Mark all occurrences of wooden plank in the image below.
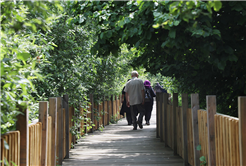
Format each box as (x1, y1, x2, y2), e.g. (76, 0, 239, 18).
(49, 97, 57, 166)
(217, 115, 220, 166)
(107, 98, 110, 125)
(80, 107, 84, 136)
(1, 138, 3, 166)
(115, 95, 118, 120)
(63, 94, 69, 159)
(226, 117, 230, 165)
(8, 134, 11, 166)
(17, 131, 20, 166)
(220, 115, 224, 166)
(111, 95, 114, 119)
(236, 120, 240, 165)
(38, 122, 42, 166)
(34, 124, 37, 166)
(182, 93, 188, 166)
(39, 101, 48, 166)
(104, 99, 106, 125)
(156, 92, 160, 138)
(103, 96, 105, 127)
(97, 103, 100, 129)
(16, 104, 29, 166)
(214, 115, 218, 166)
(63, 108, 66, 158)
(238, 96, 246, 166)
(159, 93, 163, 142)
(222, 116, 226, 166)
(29, 126, 34, 166)
(191, 93, 200, 166)
(172, 93, 178, 155)
(206, 95, 217, 166)
(47, 116, 52, 166)
(56, 97, 64, 165)
(89, 94, 94, 133)
(229, 118, 234, 166)
(187, 108, 194, 165)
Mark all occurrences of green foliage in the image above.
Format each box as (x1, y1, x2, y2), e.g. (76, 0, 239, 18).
(110, 114, 120, 124)
(72, 1, 246, 116)
(1, 1, 57, 134)
(197, 145, 207, 166)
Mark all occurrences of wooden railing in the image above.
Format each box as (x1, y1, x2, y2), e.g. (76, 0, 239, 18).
(156, 93, 246, 166)
(1, 94, 122, 166)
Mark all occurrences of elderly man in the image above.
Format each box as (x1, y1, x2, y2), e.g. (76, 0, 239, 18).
(124, 71, 145, 130)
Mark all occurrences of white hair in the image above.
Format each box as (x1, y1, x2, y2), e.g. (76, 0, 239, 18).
(131, 71, 138, 77)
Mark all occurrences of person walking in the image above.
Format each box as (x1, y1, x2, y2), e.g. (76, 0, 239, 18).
(154, 82, 167, 93)
(143, 80, 156, 125)
(120, 79, 132, 125)
(124, 71, 145, 130)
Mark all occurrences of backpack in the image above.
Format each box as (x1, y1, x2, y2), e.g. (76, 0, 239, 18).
(145, 88, 152, 102)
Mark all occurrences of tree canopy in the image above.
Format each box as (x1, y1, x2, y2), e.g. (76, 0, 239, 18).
(71, 1, 246, 116)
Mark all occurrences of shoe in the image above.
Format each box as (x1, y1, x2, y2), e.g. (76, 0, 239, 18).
(146, 122, 150, 125)
(133, 127, 137, 130)
(137, 121, 143, 129)
(128, 123, 132, 125)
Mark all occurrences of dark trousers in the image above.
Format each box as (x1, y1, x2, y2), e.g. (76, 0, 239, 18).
(144, 102, 153, 122)
(130, 104, 145, 128)
(126, 111, 132, 124)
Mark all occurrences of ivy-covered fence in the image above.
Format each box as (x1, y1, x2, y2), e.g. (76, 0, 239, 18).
(156, 93, 246, 166)
(0, 94, 122, 166)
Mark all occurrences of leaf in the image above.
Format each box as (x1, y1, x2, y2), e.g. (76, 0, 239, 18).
(100, 32, 104, 39)
(17, 53, 30, 62)
(169, 29, 176, 38)
(196, 144, 201, 151)
(232, 3, 243, 11)
(152, 24, 160, 29)
(1, 63, 4, 76)
(199, 156, 206, 162)
(212, 29, 221, 37)
(213, 1, 222, 12)
(161, 40, 169, 48)
(174, 20, 180, 26)
(137, 0, 142, 5)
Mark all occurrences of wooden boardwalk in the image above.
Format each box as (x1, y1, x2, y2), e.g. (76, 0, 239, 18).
(63, 102, 183, 166)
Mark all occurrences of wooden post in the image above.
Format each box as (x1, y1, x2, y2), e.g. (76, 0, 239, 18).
(206, 95, 217, 166)
(172, 93, 178, 155)
(39, 101, 48, 166)
(72, 107, 76, 145)
(107, 97, 110, 125)
(97, 103, 100, 128)
(115, 95, 118, 119)
(16, 103, 29, 166)
(57, 97, 63, 165)
(89, 94, 94, 133)
(159, 93, 163, 142)
(156, 92, 160, 138)
(63, 95, 69, 159)
(163, 93, 168, 147)
(182, 94, 189, 166)
(103, 96, 105, 127)
(238, 96, 246, 166)
(191, 94, 200, 166)
(111, 95, 114, 118)
(49, 97, 57, 166)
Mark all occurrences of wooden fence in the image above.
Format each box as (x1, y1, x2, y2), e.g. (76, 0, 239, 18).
(156, 93, 246, 166)
(1, 94, 122, 166)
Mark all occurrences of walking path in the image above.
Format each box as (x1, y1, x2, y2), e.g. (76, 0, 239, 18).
(63, 102, 183, 166)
